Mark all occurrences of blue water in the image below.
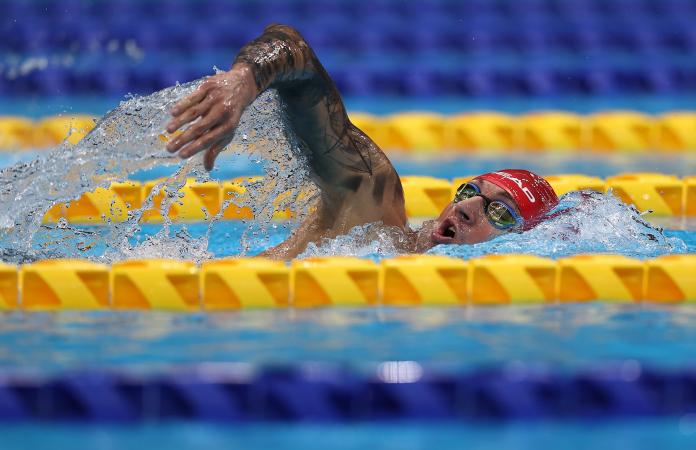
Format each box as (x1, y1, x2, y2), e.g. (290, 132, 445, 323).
(1, 102, 695, 449)
(28, 216, 695, 263)
(5, 94, 696, 118)
(2, 3, 695, 444)
(3, 149, 696, 183)
(2, 420, 696, 450)
(1, 304, 696, 374)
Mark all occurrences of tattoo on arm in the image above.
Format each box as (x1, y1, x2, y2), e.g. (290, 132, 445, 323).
(233, 24, 385, 180)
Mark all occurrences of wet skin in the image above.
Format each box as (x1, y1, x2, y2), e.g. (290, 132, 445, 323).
(165, 24, 520, 258)
(425, 178, 522, 247)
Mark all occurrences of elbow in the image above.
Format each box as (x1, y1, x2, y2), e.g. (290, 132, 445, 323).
(261, 23, 306, 43)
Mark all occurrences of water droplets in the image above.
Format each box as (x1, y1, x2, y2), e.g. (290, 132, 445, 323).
(0, 80, 315, 263)
(431, 191, 687, 259)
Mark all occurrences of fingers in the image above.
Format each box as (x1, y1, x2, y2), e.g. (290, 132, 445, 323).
(166, 104, 225, 153)
(171, 83, 210, 117)
(177, 121, 230, 159)
(166, 96, 214, 135)
(204, 143, 225, 171)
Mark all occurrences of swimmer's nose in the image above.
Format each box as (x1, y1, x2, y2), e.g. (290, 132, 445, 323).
(454, 197, 484, 224)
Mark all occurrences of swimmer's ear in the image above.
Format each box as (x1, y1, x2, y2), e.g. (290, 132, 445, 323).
(204, 143, 224, 171)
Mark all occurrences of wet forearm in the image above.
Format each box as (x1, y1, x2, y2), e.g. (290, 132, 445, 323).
(233, 24, 317, 93)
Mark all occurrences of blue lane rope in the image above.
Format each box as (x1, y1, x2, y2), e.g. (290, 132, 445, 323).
(0, 363, 694, 422)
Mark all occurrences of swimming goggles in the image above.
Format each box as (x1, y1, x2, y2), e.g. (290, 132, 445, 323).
(453, 183, 522, 230)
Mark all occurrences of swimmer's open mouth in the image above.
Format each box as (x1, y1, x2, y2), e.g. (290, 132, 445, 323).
(432, 218, 457, 244)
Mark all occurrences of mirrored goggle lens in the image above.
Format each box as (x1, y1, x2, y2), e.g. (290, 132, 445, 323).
(454, 183, 478, 202)
(487, 201, 518, 228)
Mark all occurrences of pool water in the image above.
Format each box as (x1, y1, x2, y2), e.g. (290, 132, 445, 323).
(2, 420, 696, 450)
(1, 304, 696, 374)
(3, 304, 696, 448)
(1, 90, 695, 449)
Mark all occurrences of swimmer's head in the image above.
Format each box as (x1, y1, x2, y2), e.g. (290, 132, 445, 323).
(429, 169, 558, 246)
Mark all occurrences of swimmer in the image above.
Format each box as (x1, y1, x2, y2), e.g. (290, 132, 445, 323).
(165, 24, 559, 258)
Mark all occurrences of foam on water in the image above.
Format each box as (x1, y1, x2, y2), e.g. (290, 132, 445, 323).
(0, 79, 688, 263)
(299, 222, 409, 259)
(431, 190, 687, 259)
(300, 191, 687, 260)
(0, 80, 315, 263)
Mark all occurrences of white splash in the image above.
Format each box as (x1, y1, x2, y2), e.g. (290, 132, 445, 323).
(298, 190, 687, 260)
(299, 222, 409, 259)
(431, 190, 687, 259)
(0, 80, 316, 264)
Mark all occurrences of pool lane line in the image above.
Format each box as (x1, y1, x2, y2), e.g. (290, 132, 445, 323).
(38, 173, 696, 224)
(0, 362, 691, 422)
(1, 254, 694, 310)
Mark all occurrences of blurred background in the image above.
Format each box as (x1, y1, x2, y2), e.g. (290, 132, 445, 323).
(2, 0, 696, 116)
(1, 2, 696, 450)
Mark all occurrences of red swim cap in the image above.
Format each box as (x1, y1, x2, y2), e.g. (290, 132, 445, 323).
(476, 169, 559, 224)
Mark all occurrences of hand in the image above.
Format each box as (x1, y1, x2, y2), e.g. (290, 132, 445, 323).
(165, 64, 258, 170)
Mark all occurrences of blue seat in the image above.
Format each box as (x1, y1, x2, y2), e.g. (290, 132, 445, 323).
(48, 18, 84, 50)
(594, 0, 646, 17)
(448, 28, 498, 53)
(662, 0, 696, 16)
(448, 68, 501, 97)
(44, 0, 90, 18)
(332, 69, 377, 96)
(399, 0, 450, 18)
(0, 0, 38, 19)
(204, 20, 258, 50)
(306, 0, 354, 17)
(0, 22, 23, 51)
(71, 22, 109, 51)
(133, 27, 165, 51)
(359, 13, 406, 37)
(153, 64, 197, 91)
(572, 66, 621, 95)
(662, 26, 696, 51)
(128, 63, 161, 94)
(499, 0, 552, 18)
(92, 64, 132, 96)
(676, 63, 696, 90)
(402, 69, 448, 96)
(197, 0, 250, 19)
(614, 65, 678, 93)
(550, 0, 596, 18)
(65, 62, 92, 93)
(157, 20, 192, 50)
(257, 0, 304, 23)
(370, 68, 408, 96)
(603, 28, 660, 52)
(450, 0, 501, 17)
(506, 69, 549, 98)
(141, 0, 193, 18)
(106, 19, 138, 45)
(28, 66, 73, 95)
(298, 15, 355, 50)
(191, 52, 231, 75)
(92, 0, 142, 20)
(498, 30, 554, 53)
(352, 28, 404, 52)
(400, 28, 450, 52)
(559, 29, 604, 52)
(19, 23, 52, 52)
(0, 76, 10, 96)
(353, 0, 402, 16)
(190, 24, 221, 52)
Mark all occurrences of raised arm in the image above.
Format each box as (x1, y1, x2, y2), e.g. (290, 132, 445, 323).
(232, 25, 388, 189)
(167, 25, 396, 187)
(166, 24, 406, 256)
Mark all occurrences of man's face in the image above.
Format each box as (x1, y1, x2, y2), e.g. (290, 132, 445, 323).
(429, 178, 522, 245)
